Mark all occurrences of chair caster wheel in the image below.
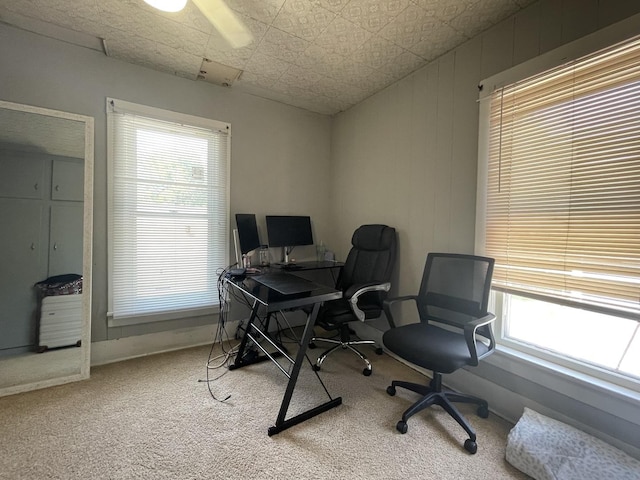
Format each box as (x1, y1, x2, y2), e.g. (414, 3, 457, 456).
(386, 385, 396, 396)
(309, 342, 317, 349)
(375, 347, 383, 355)
(312, 364, 321, 371)
(477, 405, 489, 418)
(464, 439, 478, 454)
(363, 368, 372, 376)
(396, 421, 408, 434)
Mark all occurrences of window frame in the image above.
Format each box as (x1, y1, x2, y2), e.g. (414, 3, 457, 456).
(489, 291, 639, 391)
(476, 22, 640, 394)
(106, 98, 231, 327)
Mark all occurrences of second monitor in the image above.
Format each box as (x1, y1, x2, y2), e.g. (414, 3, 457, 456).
(235, 213, 261, 255)
(266, 215, 313, 264)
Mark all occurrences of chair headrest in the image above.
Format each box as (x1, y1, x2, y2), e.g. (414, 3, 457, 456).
(352, 224, 396, 251)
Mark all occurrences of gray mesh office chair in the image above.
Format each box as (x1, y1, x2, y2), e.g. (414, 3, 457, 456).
(382, 253, 495, 454)
(309, 224, 397, 376)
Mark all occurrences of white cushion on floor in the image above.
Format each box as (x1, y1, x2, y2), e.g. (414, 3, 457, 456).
(506, 407, 640, 480)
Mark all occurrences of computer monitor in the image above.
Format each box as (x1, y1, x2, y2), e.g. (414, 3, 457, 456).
(266, 215, 313, 263)
(235, 213, 261, 255)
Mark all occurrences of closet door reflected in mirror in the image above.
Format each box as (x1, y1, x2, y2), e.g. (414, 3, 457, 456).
(0, 100, 93, 396)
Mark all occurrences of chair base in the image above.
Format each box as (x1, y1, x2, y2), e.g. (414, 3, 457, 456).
(387, 374, 489, 454)
(310, 337, 382, 376)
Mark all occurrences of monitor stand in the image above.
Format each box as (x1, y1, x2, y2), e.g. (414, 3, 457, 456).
(277, 247, 295, 266)
(284, 246, 291, 264)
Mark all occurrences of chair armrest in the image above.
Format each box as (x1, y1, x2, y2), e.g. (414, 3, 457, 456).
(463, 313, 496, 365)
(346, 282, 391, 322)
(382, 295, 418, 328)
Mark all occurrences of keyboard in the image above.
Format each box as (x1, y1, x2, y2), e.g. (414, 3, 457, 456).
(252, 273, 316, 295)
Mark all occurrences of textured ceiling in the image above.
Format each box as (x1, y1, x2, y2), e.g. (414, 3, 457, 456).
(0, 106, 85, 158)
(0, 105, 86, 159)
(0, 0, 535, 115)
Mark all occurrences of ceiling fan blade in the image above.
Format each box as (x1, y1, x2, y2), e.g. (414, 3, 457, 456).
(192, 0, 253, 49)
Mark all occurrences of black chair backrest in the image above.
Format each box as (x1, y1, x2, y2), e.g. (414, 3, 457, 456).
(337, 224, 397, 306)
(417, 253, 494, 332)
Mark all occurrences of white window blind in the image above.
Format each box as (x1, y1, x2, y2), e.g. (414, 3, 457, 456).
(485, 36, 640, 320)
(107, 99, 230, 326)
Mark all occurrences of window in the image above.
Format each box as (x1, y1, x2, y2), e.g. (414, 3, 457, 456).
(107, 99, 230, 326)
(477, 37, 640, 387)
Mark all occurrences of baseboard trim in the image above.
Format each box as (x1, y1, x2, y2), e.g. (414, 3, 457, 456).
(91, 311, 310, 367)
(90, 321, 239, 366)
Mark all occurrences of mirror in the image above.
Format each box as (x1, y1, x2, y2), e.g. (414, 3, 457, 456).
(0, 100, 93, 396)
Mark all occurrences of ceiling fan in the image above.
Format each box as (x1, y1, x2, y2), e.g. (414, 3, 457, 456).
(143, 0, 253, 49)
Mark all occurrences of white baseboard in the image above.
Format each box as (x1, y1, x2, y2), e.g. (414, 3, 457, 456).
(90, 321, 239, 366)
(91, 309, 310, 367)
(90, 308, 310, 367)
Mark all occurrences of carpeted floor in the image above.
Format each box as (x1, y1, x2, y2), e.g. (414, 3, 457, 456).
(0, 339, 530, 479)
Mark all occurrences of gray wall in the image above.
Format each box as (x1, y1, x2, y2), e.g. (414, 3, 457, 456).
(2, 0, 639, 457)
(330, 0, 640, 456)
(0, 23, 332, 343)
(331, 0, 640, 302)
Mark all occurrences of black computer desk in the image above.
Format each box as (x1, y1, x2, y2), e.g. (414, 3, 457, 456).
(275, 260, 344, 289)
(253, 260, 343, 332)
(225, 270, 343, 436)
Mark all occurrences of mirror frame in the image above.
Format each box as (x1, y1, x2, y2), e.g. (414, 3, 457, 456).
(0, 100, 93, 396)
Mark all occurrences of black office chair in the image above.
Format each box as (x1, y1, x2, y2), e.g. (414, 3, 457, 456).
(382, 253, 495, 454)
(309, 224, 397, 376)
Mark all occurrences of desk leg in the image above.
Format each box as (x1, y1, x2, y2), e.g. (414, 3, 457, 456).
(229, 300, 263, 369)
(229, 303, 287, 370)
(268, 302, 342, 436)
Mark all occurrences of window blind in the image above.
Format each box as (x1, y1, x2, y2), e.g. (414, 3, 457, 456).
(485, 36, 640, 319)
(107, 99, 230, 325)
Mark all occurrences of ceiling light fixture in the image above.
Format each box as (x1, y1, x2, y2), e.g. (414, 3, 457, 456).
(143, 0, 187, 13)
